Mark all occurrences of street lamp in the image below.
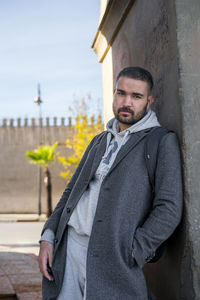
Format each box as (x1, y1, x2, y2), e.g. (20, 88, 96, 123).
(34, 83, 42, 118)
(34, 83, 42, 217)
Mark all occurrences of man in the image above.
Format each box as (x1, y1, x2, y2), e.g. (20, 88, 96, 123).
(39, 66, 183, 300)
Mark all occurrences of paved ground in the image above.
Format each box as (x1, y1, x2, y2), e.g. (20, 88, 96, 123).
(0, 215, 46, 299)
(0, 252, 42, 300)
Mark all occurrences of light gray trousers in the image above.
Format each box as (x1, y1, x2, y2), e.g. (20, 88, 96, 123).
(57, 227, 89, 300)
(56, 227, 156, 300)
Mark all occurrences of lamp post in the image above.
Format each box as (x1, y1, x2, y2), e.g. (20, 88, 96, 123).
(34, 83, 42, 216)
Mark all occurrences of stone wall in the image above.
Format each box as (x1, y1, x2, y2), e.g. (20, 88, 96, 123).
(93, 0, 200, 299)
(0, 117, 73, 213)
(174, 0, 200, 298)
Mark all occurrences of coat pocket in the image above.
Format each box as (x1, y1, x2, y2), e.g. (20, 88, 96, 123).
(127, 231, 136, 268)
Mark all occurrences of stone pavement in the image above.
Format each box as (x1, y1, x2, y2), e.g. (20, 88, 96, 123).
(0, 252, 42, 300)
(0, 214, 47, 300)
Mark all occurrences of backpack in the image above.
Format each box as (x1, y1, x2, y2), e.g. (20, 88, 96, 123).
(144, 126, 172, 263)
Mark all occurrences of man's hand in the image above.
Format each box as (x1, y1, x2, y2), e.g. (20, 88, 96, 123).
(38, 241, 54, 281)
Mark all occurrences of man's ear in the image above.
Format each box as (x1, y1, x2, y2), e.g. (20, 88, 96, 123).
(147, 96, 154, 109)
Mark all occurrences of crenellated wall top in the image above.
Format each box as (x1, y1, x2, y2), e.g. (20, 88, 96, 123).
(0, 117, 73, 127)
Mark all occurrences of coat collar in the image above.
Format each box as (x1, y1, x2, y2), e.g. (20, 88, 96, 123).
(90, 128, 153, 179)
(89, 132, 107, 180)
(108, 129, 151, 174)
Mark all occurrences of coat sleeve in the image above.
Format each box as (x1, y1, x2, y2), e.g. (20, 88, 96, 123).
(41, 133, 103, 235)
(132, 132, 183, 268)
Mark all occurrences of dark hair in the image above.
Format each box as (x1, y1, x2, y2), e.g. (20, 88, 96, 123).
(116, 66, 154, 92)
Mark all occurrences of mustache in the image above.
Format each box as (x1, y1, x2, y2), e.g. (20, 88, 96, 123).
(118, 107, 134, 115)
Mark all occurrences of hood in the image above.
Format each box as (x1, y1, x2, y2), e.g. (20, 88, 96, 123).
(106, 109, 160, 137)
(102, 109, 161, 166)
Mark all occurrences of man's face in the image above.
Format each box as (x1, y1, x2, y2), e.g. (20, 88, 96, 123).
(113, 76, 154, 131)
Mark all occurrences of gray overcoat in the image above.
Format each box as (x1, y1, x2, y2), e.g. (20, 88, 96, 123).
(42, 127, 183, 300)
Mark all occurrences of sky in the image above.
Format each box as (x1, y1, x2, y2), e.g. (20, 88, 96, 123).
(0, 0, 103, 124)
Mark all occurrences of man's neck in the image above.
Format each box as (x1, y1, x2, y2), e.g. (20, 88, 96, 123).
(119, 123, 131, 132)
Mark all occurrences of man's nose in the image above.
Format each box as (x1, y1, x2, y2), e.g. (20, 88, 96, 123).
(123, 94, 132, 106)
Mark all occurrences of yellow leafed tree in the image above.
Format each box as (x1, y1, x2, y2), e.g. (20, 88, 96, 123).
(58, 114, 103, 182)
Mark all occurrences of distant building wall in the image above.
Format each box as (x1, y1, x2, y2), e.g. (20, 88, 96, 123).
(93, 0, 200, 299)
(0, 117, 73, 213)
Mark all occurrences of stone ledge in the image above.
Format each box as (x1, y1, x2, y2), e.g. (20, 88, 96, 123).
(92, 0, 136, 62)
(17, 291, 42, 300)
(0, 214, 46, 223)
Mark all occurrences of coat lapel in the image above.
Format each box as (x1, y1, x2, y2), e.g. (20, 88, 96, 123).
(89, 132, 108, 180)
(108, 130, 150, 174)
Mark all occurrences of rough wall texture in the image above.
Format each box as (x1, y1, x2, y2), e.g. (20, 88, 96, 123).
(94, 0, 200, 298)
(175, 0, 200, 298)
(111, 1, 184, 299)
(102, 48, 114, 124)
(112, 0, 182, 133)
(0, 118, 73, 213)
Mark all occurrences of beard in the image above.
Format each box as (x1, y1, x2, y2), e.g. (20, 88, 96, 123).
(113, 103, 148, 125)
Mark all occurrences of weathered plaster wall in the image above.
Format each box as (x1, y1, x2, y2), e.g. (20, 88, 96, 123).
(92, 0, 136, 123)
(111, 0, 182, 134)
(93, 0, 200, 298)
(175, 0, 200, 298)
(102, 47, 114, 124)
(110, 2, 184, 299)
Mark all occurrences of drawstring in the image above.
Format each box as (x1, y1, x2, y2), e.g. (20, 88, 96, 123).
(103, 130, 130, 165)
(121, 130, 130, 146)
(103, 141, 118, 165)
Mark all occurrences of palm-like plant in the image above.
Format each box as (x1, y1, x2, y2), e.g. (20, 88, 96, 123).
(26, 142, 58, 217)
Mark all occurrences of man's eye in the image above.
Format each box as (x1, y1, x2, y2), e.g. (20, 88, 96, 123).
(117, 91, 124, 95)
(135, 95, 142, 99)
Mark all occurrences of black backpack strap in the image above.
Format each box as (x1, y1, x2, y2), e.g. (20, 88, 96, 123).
(144, 127, 171, 193)
(144, 126, 172, 263)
